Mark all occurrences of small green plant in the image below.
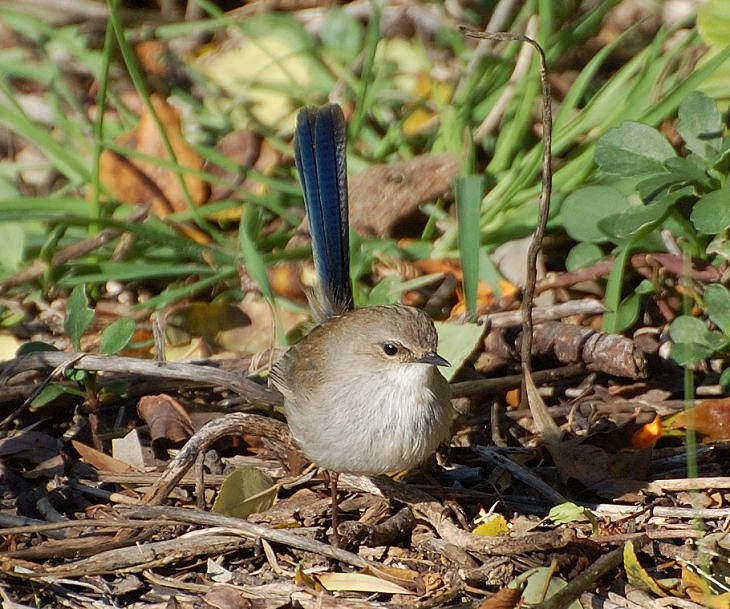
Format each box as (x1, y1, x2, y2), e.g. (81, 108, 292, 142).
(559, 91, 730, 380)
(31, 284, 136, 408)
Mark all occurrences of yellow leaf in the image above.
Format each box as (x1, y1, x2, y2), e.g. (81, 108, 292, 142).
(212, 467, 277, 518)
(316, 572, 412, 595)
(473, 514, 509, 537)
(198, 25, 319, 130)
(624, 540, 665, 596)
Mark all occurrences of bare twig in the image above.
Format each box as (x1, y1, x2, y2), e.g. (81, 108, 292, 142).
(0, 351, 281, 405)
(142, 412, 293, 505)
(461, 26, 559, 441)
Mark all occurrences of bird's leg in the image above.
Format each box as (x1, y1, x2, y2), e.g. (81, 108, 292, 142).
(329, 470, 341, 547)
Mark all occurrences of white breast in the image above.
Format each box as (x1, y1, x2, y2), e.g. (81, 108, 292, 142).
(286, 363, 453, 475)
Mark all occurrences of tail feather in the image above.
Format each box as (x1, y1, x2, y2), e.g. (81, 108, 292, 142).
(294, 104, 353, 316)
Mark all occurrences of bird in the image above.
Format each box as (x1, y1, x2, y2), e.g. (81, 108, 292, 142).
(269, 103, 453, 545)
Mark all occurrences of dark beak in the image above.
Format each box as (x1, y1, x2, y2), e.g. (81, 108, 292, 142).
(417, 352, 450, 367)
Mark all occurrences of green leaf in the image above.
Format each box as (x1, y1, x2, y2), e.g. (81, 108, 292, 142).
(677, 91, 723, 159)
(601, 243, 632, 334)
(434, 320, 486, 383)
(698, 0, 730, 47)
(690, 188, 730, 235)
(634, 279, 656, 295)
(64, 285, 95, 351)
(455, 175, 484, 315)
(599, 199, 671, 241)
(663, 156, 712, 188)
(720, 367, 730, 387)
(367, 273, 444, 306)
(595, 122, 676, 176)
(321, 8, 364, 61)
(705, 283, 730, 335)
(670, 342, 714, 366)
(636, 173, 682, 201)
(99, 317, 136, 355)
(0, 222, 25, 272)
(561, 186, 631, 243)
(510, 567, 581, 609)
(670, 315, 710, 344)
(15, 341, 60, 356)
(549, 502, 597, 525)
(31, 383, 85, 408)
(212, 467, 277, 519)
(614, 291, 642, 333)
(566, 242, 604, 271)
(669, 315, 726, 363)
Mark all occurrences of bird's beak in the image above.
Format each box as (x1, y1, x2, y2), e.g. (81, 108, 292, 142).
(417, 352, 450, 367)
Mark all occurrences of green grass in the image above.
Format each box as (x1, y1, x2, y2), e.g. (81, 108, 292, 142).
(0, 1, 727, 325)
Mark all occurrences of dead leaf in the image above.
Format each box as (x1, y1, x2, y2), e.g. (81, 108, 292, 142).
(137, 394, 194, 457)
(473, 514, 510, 537)
(682, 566, 730, 609)
(671, 397, 730, 441)
(212, 467, 277, 519)
(549, 438, 651, 485)
(206, 130, 261, 204)
(348, 154, 459, 238)
(624, 539, 665, 595)
(72, 440, 135, 472)
(166, 302, 251, 350)
(111, 428, 147, 470)
(402, 74, 453, 136)
(0, 332, 25, 360)
(268, 263, 306, 302)
(202, 585, 251, 609)
(0, 430, 59, 463)
(315, 572, 412, 595)
(477, 587, 522, 609)
(99, 94, 209, 226)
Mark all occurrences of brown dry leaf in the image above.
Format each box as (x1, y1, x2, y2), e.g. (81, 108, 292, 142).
(348, 153, 459, 238)
(72, 439, 135, 472)
(135, 40, 170, 79)
(682, 566, 730, 609)
(206, 129, 261, 205)
(549, 437, 652, 485)
(268, 263, 306, 302)
(202, 585, 251, 609)
(294, 565, 326, 592)
(137, 394, 195, 457)
(477, 587, 522, 609)
(99, 93, 208, 219)
(215, 299, 306, 353)
(166, 302, 251, 350)
(671, 397, 730, 441)
(0, 430, 58, 464)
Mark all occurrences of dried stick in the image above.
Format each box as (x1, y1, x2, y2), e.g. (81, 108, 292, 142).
(461, 27, 560, 441)
(0, 351, 280, 405)
(141, 412, 294, 505)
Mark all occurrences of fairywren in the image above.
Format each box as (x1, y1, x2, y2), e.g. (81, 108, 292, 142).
(269, 104, 453, 542)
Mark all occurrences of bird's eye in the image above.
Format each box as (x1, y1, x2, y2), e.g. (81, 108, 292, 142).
(382, 343, 399, 356)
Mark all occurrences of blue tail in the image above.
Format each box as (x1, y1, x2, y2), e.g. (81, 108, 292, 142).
(294, 104, 353, 316)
